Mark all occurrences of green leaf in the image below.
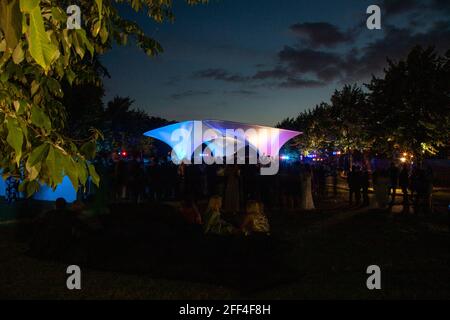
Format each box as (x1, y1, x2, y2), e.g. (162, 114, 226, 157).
(92, 20, 101, 37)
(95, 0, 103, 20)
(31, 80, 39, 96)
(45, 78, 62, 96)
(26, 5, 59, 72)
(76, 161, 87, 186)
(51, 7, 66, 22)
(27, 143, 49, 167)
(14, 100, 27, 115)
(62, 155, 79, 190)
(31, 105, 51, 130)
(72, 30, 85, 59)
(0, 0, 22, 50)
(26, 161, 41, 180)
(12, 42, 24, 64)
(88, 163, 100, 186)
(0, 39, 7, 52)
(19, 0, 39, 13)
(100, 23, 109, 44)
(80, 141, 97, 159)
(26, 180, 40, 197)
(6, 117, 23, 164)
(76, 29, 94, 58)
(45, 146, 63, 186)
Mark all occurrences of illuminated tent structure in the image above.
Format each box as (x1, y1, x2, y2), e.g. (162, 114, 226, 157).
(143, 120, 302, 161)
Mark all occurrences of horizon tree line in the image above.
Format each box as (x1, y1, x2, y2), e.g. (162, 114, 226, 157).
(277, 46, 450, 163)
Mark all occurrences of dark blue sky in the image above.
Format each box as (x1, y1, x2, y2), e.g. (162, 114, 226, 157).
(101, 0, 450, 126)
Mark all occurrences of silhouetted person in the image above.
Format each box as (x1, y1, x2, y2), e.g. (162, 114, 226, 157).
(373, 169, 389, 209)
(115, 158, 128, 199)
(387, 162, 399, 205)
(399, 164, 410, 206)
(179, 198, 202, 225)
(424, 165, 434, 214)
(361, 167, 370, 206)
(332, 166, 338, 197)
(348, 166, 361, 205)
(224, 164, 240, 214)
(29, 198, 86, 259)
(413, 169, 427, 215)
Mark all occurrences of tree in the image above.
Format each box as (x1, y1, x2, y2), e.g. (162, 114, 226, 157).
(329, 84, 370, 153)
(0, 0, 205, 196)
(366, 46, 450, 158)
(278, 46, 450, 161)
(278, 85, 369, 156)
(100, 96, 171, 155)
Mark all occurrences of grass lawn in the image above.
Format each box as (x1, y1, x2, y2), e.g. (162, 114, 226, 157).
(0, 197, 449, 299)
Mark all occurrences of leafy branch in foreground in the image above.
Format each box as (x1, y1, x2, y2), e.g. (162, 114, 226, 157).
(0, 0, 206, 196)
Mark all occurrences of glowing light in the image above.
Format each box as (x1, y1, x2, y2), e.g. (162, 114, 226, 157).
(121, 151, 127, 157)
(0, 172, 77, 203)
(143, 120, 302, 161)
(400, 157, 407, 163)
(332, 151, 341, 156)
(280, 155, 290, 160)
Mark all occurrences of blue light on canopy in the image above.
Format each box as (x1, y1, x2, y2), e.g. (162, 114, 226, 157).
(143, 121, 198, 160)
(143, 120, 302, 160)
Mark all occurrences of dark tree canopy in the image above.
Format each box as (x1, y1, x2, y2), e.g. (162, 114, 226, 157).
(278, 46, 450, 159)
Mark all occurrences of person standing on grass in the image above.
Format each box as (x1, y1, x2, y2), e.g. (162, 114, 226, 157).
(424, 165, 434, 214)
(399, 164, 410, 206)
(361, 167, 370, 207)
(387, 162, 399, 205)
(348, 166, 361, 205)
(224, 164, 240, 214)
(300, 164, 315, 210)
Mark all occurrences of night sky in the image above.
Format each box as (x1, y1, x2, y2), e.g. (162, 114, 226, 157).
(101, 0, 450, 126)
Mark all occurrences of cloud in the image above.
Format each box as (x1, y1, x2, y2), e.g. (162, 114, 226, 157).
(164, 76, 181, 86)
(279, 77, 326, 88)
(382, 0, 421, 16)
(278, 47, 344, 81)
(429, 0, 450, 13)
(226, 90, 258, 95)
(289, 22, 355, 48)
(192, 68, 249, 83)
(343, 22, 450, 81)
(171, 90, 212, 100)
(252, 67, 291, 80)
(191, 11, 450, 90)
(269, 15, 450, 84)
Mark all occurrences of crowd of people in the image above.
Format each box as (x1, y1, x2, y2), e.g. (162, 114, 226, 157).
(24, 154, 439, 261)
(348, 162, 434, 214)
(95, 154, 339, 213)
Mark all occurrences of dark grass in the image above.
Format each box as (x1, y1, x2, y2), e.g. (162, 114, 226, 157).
(0, 197, 449, 299)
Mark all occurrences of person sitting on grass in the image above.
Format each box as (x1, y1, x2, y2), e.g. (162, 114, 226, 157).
(71, 199, 104, 232)
(240, 200, 270, 236)
(202, 195, 235, 235)
(179, 198, 202, 225)
(29, 198, 86, 259)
